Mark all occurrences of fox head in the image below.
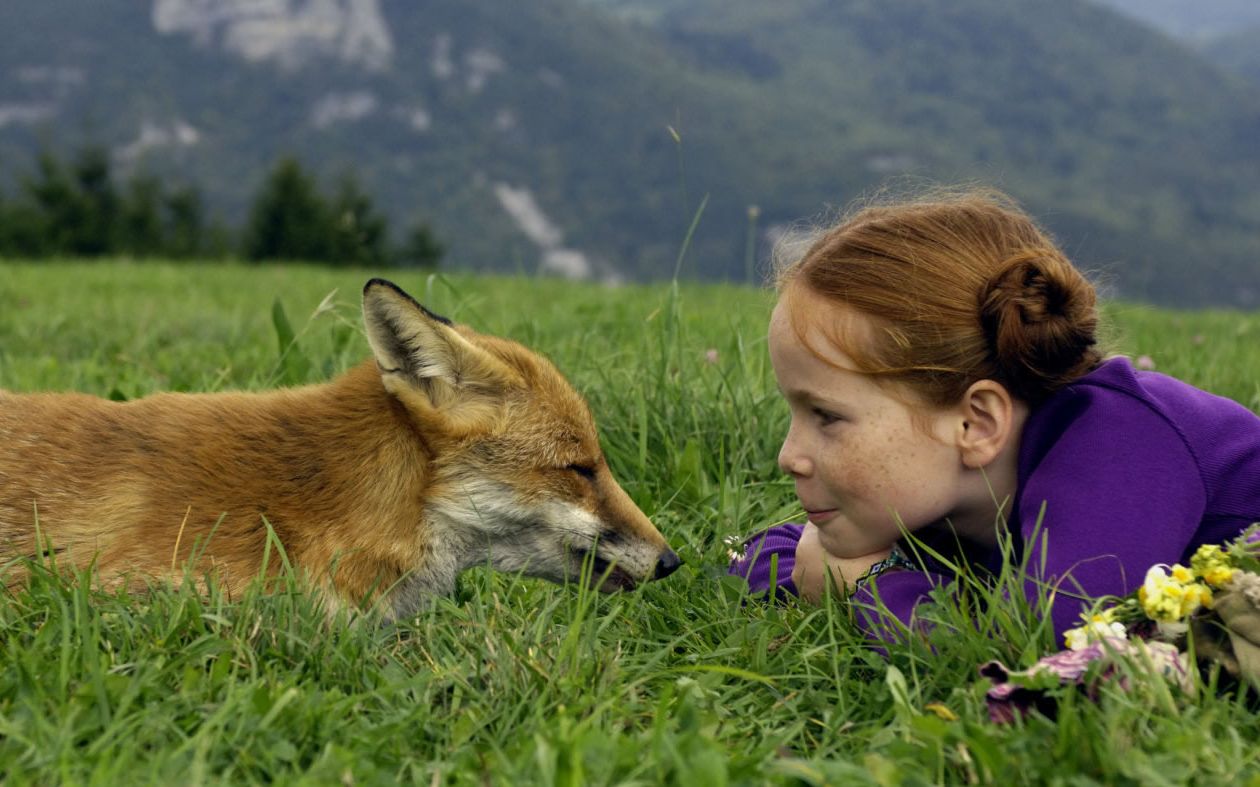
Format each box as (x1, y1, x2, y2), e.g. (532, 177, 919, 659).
(362, 278, 680, 600)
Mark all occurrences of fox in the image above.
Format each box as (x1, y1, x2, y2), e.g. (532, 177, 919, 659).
(0, 278, 680, 618)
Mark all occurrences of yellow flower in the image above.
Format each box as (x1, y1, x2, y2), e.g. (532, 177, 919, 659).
(1139, 564, 1209, 622)
(1191, 544, 1235, 588)
(1091, 608, 1118, 624)
(1203, 565, 1236, 588)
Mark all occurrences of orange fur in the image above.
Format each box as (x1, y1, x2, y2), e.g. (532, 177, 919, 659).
(0, 279, 678, 616)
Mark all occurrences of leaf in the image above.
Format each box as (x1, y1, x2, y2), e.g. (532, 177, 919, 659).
(271, 296, 296, 354)
(885, 664, 917, 725)
(271, 297, 312, 384)
(677, 437, 711, 499)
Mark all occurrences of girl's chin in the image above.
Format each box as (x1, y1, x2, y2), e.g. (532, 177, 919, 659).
(816, 524, 894, 558)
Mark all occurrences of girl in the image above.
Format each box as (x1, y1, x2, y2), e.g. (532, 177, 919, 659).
(728, 188, 1260, 642)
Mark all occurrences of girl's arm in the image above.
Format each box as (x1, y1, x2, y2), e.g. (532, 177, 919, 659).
(729, 523, 947, 640)
(791, 523, 890, 601)
(727, 523, 806, 599)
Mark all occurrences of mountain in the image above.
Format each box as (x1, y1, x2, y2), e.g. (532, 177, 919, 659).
(1206, 27, 1260, 87)
(2, 0, 1259, 306)
(1090, 0, 1260, 41)
(1091, 0, 1260, 89)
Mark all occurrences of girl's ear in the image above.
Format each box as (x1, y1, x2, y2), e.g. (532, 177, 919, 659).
(954, 380, 1019, 470)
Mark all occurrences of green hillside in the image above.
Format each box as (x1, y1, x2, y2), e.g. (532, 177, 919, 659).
(1204, 27, 1260, 87)
(1092, 0, 1260, 40)
(591, 0, 1260, 306)
(2, 0, 1259, 306)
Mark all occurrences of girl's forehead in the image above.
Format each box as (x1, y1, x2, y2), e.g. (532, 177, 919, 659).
(771, 290, 877, 370)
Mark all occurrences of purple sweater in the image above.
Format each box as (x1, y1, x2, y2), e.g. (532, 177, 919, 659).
(729, 357, 1260, 641)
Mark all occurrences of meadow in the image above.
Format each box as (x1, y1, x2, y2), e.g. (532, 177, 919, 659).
(1, 260, 1260, 785)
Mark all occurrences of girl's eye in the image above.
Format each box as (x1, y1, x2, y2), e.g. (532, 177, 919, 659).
(812, 407, 843, 426)
(566, 463, 597, 481)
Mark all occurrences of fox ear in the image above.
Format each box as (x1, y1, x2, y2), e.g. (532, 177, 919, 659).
(362, 279, 516, 409)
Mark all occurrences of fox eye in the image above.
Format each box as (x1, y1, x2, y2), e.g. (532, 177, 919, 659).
(566, 463, 597, 481)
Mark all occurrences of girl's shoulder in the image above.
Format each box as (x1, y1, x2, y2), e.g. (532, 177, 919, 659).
(1057, 356, 1259, 434)
(1023, 356, 1260, 494)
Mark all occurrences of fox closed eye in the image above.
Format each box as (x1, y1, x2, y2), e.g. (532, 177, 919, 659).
(566, 463, 597, 481)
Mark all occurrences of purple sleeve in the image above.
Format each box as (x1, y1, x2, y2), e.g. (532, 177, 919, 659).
(849, 569, 946, 641)
(727, 523, 804, 598)
(1018, 392, 1206, 639)
(729, 525, 946, 641)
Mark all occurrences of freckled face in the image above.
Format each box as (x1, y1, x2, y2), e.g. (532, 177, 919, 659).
(769, 296, 966, 558)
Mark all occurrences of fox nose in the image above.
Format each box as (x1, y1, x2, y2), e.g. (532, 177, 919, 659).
(654, 549, 682, 580)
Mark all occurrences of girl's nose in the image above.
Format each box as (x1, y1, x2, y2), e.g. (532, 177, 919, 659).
(778, 426, 812, 478)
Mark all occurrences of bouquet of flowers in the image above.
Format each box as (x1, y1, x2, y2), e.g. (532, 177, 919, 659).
(982, 525, 1260, 723)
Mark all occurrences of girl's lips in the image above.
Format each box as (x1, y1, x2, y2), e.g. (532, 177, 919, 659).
(805, 509, 837, 525)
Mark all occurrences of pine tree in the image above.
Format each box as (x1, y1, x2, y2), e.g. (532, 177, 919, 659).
(69, 145, 120, 256)
(327, 173, 388, 267)
(397, 218, 444, 269)
(164, 185, 205, 258)
(120, 174, 164, 257)
(22, 150, 81, 255)
(244, 157, 331, 262)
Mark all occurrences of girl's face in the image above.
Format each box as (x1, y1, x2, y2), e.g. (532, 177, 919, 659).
(768, 295, 971, 558)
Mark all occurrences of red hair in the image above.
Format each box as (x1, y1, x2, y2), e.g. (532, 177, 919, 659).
(776, 188, 1102, 406)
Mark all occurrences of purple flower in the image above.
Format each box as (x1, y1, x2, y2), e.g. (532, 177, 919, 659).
(981, 638, 1191, 723)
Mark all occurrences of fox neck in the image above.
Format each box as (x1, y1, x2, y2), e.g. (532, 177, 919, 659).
(305, 361, 515, 619)
(266, 361, 448, 613)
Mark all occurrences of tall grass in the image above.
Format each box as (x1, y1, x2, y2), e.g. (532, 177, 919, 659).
(1, 260, 1259, 784)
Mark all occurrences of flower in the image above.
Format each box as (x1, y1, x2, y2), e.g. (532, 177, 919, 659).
(1064, 617, 1127, 651)
(1191, 543, 1236, 588)
(982, 638, 1192, 723)
(985, 527, 1260, 723)
(1136, 354, 1156, 370)
(1137, 564, 1211, 622)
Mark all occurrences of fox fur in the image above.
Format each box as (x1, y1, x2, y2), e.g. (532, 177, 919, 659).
(0, 279, 679, 617)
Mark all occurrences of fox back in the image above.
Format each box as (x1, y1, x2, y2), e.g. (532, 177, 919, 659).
(0, 279, 679, 617)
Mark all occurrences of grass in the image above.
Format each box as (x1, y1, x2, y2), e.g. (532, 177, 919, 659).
(2, 260, 1260, 785)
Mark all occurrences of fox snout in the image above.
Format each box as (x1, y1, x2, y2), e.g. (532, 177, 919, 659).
(573, 538, 681, 593)
(655, 549, 682, 579)
(574, 470, 681, 592)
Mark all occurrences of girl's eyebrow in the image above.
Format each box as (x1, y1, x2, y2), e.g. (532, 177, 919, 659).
(777, 383, 816, 401)
(781, 385, 848, 409)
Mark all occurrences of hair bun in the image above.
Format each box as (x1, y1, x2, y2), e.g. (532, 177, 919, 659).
(979, 250, 1100, 402)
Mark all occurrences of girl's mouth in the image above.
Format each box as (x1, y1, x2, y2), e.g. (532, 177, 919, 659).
(805, 508, 837, 525)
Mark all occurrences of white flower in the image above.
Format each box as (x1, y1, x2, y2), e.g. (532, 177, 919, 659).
(1064, 619, 1127, 651)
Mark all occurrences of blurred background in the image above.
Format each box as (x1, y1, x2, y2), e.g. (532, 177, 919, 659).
(0, 0, 1257, 307)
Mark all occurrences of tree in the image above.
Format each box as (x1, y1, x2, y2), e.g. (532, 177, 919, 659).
(120, 174, 164, 256)
(69, 145, 120, 256)
(12, 145, 122, 257)
(164, 185, 206, 258)
(327, 173, 388, 267)
(397, 218, 444, 269)
(22, 150, 82, 255)
(244, 157, 331, 262)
